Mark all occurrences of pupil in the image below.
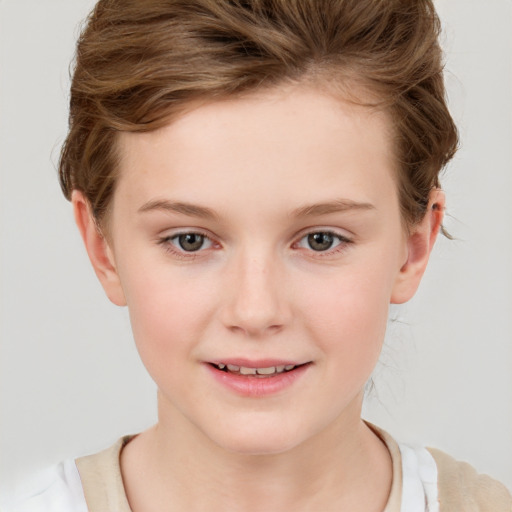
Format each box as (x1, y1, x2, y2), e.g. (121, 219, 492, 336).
(308, 232, 333, 251)
(178, 233, 204, 251)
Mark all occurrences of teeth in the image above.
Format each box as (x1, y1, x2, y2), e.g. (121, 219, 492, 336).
(216, 363, 298, 375)
(256, 367, 276, 375)
(239, 366, 257, 375)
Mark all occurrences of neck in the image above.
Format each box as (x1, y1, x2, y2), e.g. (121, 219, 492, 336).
(121, 394, 392, 512)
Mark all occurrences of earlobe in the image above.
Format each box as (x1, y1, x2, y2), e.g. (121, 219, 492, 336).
(72, 190, 127, 306)
(391, 189, 445, 304)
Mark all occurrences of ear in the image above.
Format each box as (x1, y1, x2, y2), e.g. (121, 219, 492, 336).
(391, 189, 445, 304)
(72, 190, 127, 306)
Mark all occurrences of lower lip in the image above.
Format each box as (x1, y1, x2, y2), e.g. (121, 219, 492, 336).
(205, 363, 310, 397)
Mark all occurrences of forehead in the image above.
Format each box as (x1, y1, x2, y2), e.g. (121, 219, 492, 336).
(113, 84, 397, 219)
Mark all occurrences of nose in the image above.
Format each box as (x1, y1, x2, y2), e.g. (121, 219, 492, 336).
(219, 249, 291, 337)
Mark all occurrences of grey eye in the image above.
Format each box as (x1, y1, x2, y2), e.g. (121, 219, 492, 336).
(296, 231, 346, 252)
(174, 233, 209, 252)
(307, 232, 335, 251)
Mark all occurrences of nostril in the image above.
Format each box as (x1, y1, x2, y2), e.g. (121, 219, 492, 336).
(218, 264, 292, 335)
(228, 323, 284, 337)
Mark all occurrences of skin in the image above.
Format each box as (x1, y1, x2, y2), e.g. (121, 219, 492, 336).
(74, 84, 444, 511)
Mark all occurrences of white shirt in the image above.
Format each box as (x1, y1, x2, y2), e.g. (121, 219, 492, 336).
(0, 442, 439, 512)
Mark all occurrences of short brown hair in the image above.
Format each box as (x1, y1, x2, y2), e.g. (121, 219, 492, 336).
(59, 0, 458, 227)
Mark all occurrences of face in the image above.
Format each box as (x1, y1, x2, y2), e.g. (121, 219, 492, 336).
(77, 85, 437, 455)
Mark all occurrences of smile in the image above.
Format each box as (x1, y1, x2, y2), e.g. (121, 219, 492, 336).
(212, 363, 300, 377)
(205, 361, 311, 396)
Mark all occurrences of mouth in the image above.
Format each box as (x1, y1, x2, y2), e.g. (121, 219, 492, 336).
(206, 360, 312, 396)
(209, 362, 309, 378)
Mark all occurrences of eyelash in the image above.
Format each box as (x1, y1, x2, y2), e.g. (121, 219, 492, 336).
(293, 231, 353, 257)
(157, 231, 215, 260)
(157, 230, 353, 259)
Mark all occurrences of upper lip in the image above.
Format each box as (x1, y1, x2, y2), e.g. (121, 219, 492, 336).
(207, 358, 309, 368)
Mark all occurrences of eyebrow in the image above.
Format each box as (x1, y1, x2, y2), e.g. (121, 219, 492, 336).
(291, 199, 376, 217)
(138, 198, 375, 220)
(138, 199, 218, 220)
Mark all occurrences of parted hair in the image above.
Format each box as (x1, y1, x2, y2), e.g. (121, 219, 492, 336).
(59, 0, 458, 227)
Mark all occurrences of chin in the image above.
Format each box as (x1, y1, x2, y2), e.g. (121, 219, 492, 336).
(203, 417, 312, 457)
(219, 434, 301, 456)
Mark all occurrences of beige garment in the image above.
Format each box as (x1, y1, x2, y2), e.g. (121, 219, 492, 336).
(76, 432, 512, 512)
(76, 436, 133, 512)
(375, 427, 403, 512)
(76, 431, 403, 512)
(428, 448, 512, 512)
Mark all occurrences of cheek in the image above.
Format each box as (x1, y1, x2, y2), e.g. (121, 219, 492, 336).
(301, 280, 389, 400)
(297, 262, 396, 358)
(120, 268, 218, 367)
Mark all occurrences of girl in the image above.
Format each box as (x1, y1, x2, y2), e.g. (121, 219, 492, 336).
(1, 1, 511, 510)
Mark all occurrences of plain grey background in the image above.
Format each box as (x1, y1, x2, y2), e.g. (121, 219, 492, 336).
(1, 0, 511, 491)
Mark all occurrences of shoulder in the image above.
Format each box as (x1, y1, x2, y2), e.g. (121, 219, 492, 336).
(370, 422, 512, 512)
(0, 436, 135, 512)
(74, 435, 133, 511)
(428, 447, 512, 512)
(0, 459, 88, 512)
(76, 436, 135, 512)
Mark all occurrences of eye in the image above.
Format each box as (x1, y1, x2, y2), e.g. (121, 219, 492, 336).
(296, 231, 349, 252)
(170, 233, 213, 252)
